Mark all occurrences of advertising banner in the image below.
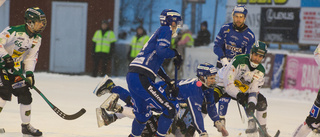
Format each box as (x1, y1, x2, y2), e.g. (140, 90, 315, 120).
(226, 0, 300, 40)
(261, 53, 275, 87)
(271, 54, 285, 89)
(260, 7, 300, 43)
(284, 55, 320, 92)
(299, 8, 320, 44)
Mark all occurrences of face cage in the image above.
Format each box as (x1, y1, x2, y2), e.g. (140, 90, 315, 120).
(199, 75, 216, 89)
(27, 19, 47, 34)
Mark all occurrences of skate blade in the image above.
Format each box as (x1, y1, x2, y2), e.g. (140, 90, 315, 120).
(246, 132, 258, 137)
(93, 75, 109, 95)
(23, 134, 43, 137)
(100, 93, 119, 109)
(0, 128, 4, 133)
(96, 108, 105, 128)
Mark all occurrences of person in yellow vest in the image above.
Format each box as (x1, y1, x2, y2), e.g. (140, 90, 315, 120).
(92, 19, 117, 77)
(127, 26, 149, 64)
(177, 24, 194, 78)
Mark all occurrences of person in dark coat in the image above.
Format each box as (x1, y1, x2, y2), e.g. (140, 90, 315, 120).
(194, 21, 211, 47)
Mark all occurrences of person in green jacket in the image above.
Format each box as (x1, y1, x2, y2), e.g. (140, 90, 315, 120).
(92, 19, 117, 77)
(127, 26, 149, 64)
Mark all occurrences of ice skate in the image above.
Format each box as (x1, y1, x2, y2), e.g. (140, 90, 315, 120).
(258, 125, 271, 137)
(94, 75, 115, 97)
(100, 93, 122, 112)
(245, 119, 258, 137)
(96, 108, 117, 127)
(21, 123, 42, 136)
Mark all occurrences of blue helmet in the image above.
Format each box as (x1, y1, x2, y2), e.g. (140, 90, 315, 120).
(196, 63, 218, 77)
(160, 9, 182, 28)
(232, 5, 248, 17)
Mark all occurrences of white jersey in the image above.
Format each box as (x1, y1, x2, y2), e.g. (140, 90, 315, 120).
(0, 24, 41, 72)
(218, 54, 265, 105)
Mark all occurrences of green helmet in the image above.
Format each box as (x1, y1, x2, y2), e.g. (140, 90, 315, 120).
(24, 7, 47, 33)
(250, 41, 267, 68)
(251, 41, 267, 57)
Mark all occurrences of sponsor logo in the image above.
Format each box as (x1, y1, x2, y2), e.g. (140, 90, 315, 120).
(266, 9, 294, 22)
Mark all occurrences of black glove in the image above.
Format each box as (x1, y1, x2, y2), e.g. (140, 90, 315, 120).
(236, 92, 247, 106)
(3, 56, 14, 70)
(25, 71, 35, 88)
(245, 102, 256, 116)
(167, 80, 179, 98)
(173, 49, 183, 70)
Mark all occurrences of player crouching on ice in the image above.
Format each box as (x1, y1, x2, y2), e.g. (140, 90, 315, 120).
(94, 63, 228, 137)
(217, 40, 271, 137)
(292, 43, 320, 137)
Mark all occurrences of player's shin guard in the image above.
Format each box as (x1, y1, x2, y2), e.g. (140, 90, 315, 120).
(20, 104, 31, 123)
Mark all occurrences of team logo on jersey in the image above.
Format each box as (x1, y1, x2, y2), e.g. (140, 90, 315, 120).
(310, 104, 320, 118)
(234, 80, 249, 93)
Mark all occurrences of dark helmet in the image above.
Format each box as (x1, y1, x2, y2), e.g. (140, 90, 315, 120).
(251, 41, 267, 57)
(24, 7, 47, 33)
(250, 41, 268, 68)
(160, 9, 182, 28)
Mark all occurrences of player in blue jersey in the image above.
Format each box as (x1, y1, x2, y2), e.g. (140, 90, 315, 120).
(118, 9, 183, 137)
(213, 4, 255, 129)
(94, 63, 228, 137)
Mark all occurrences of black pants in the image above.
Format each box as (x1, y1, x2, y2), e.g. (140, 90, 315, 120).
(92, 52, 112, 77)
(0, 69, 32, 105)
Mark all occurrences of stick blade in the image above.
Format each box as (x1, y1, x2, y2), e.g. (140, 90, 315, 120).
(63, 108, 86, 120)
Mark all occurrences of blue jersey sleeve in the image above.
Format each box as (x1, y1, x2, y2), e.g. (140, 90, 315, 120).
(157, 26, 175, 59)
(214, 24, 228, 60)
(205, 91, 219, 122)
(245, 30, 255, 54)
(187, 92, 206, 133)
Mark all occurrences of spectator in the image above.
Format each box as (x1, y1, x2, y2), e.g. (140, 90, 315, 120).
(127, 26, 149, 65)
(177, 24, 194, 78)
(195, 21, 211, 47)
(91, 19, 117, 77)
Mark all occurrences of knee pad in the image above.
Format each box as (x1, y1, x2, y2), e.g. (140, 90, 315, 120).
(256, 94, 268, 111)
(13, 87, 32, 105)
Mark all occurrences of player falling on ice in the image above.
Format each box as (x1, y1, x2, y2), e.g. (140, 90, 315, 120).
(94, 63, 228, 137)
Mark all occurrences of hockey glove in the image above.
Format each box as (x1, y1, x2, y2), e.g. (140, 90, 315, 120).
(167, 80, 179, 98)
(245, 102, 256, 116)
(25, 71, 35, 88)
(236, 92, 247, 106)
(220, 57, 229, 67)
(173, 49, 183, 70)
(214, 120, 229, 136)
(3, 55, 14, 70)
